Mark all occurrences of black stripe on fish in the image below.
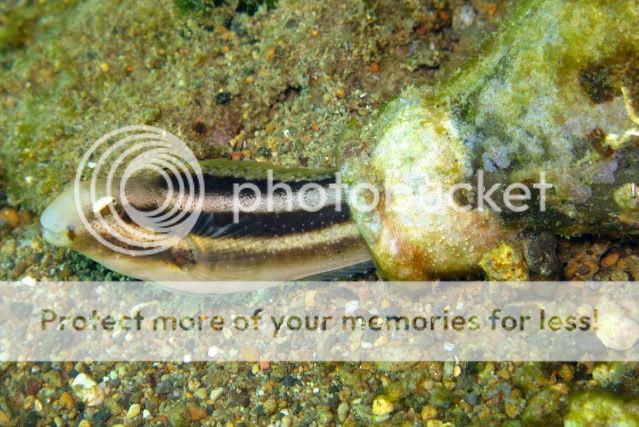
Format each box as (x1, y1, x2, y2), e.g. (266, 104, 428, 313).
(122, 171, 349, 238)
(161, 172, 338, 196)
(189, 205, 351, 238)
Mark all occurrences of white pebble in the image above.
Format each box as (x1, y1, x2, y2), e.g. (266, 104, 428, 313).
(207, 346, 220, 357)
(71, 373, 104, 407)
(345, 300, 359, 314)
(209, 387, 224, 402)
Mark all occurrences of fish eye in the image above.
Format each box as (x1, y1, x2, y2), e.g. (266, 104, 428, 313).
(67, 224, 76, 241)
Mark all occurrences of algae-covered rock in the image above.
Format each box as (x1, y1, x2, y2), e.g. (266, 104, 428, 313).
(479, 242, 529, 281)
(521, 386, 566, 426)
(564, 390, 639, 427)
(342, 0, 639, 279)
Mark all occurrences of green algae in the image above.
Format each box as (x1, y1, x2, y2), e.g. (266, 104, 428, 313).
(0, 0, 443, 215)
(521, 386, 566, 426)
(565, 390, 639, 427)
(173, 0, 277, 16)
(199, 158, 335, 181)
(0, 1, 80, 53)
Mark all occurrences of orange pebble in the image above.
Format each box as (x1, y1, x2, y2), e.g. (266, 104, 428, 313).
(188, 405, 207, 421)
(438, 10, 450, 22)
(370, 62, 380, 73)
(59, 391, 75, 411)
(601, 252, 620, 267)
(1, 209, 19, 228)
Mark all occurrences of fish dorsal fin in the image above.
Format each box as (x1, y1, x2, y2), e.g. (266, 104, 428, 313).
(198, 159, 336, 182)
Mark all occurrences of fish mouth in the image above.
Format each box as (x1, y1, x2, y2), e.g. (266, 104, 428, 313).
(40, 187, 77, 248)
(41, 224, 73, 248)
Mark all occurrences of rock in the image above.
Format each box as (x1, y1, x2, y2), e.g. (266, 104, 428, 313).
(164, 403, 190, 427)
(0, 239, 15, 257)
(259, 360, 271, 371)
(452, 3, 476, 31)
(592, 362, 632, 386)
(42, 370, 63, 388)
(25, 378, 42, 396)
(421, 405, 438, 421)
(92, 407, 112, 424)
(343, 0, 639, 279)
(471, 0, 500, 17)
(564, 390, 639, 426)
(480, 242, 529, 281)
(71, 373, 104, 407)
(384, 382, 405, 402)
(558, 364, 574, 382)
(188, 405, 207, 421)
(371, 396, 394, 416)
(194, 388, 207, 400)
(126, 403, 141, 419)
(562, 241, 609, 280)
(263, 397, 277, 416)
(523, 233, 560, 278)
(23, 411, 39, 427)
(59, 391, 75, 411)
(337, 402, 349, 422)
(316, 406, 334, 425)
(0, 209, 19, 229)
(601, 252, 620, 268)
(209, 387, 224, 403)
(0, 411, 10, 427)
(596, 296, 639, 350)
(521, 387, 564, 425)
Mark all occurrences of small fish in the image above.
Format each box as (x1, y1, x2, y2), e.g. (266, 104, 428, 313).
(41, 160, 373, 291)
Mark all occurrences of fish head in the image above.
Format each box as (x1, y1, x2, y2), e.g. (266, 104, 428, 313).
(41, 182, 89, 250)
(40, 176, 195, 279)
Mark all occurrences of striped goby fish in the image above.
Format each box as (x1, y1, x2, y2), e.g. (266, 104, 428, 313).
(40, 160, 373, 292)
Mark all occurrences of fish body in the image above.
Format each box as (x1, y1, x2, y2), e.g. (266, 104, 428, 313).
(41, 160, 372, 292)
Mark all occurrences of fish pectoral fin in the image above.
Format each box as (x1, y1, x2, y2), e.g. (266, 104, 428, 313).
(191, 211, 263, 238)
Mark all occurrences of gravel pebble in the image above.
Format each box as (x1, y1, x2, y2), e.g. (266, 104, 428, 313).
(126, 403, 141, 418)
